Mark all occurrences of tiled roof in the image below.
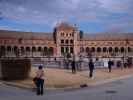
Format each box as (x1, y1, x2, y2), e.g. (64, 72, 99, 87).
(81, 33, 133, 41)
(0, 30, 53, 40)
(0, 30, 133, 41)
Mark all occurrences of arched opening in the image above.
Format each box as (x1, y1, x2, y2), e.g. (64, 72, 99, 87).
(103, 47, 107, 53)
(70, 39, 73, 44)
(26, 47, 30, 52)
(91, 47, 95, 52)
(120, 47, 125, 53)
(97, 47, 101, 53)
(43, 47, 48, 56)
(114, 47, 119, 53)
(7, 46, 12, 52)
(20, 46, 25, 55)
(65, 39, 69, 44)
(32, 47, 36, 52)
(80, 47, 84, 52)
(108, 47, 113, 53)
(13, 46, 19, 56)
(38, 47, 42, 52)
(128, 47, 132, 52)
(86, 47, 90, 53)
(49, 47, 54, 56)
(0, 46, 6, 57)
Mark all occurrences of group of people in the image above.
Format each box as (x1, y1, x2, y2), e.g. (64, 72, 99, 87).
(33, 58, 130, 96)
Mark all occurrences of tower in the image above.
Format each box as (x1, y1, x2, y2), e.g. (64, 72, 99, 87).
(54, 22, 78, 57)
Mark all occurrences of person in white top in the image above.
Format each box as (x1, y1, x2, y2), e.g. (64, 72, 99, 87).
(36, 65, 44, 95)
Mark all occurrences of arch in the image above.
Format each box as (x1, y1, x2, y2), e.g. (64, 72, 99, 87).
(65, 39, 69, 44)
(7, 46, 12, 52)
(86, 47, 90, 53)
(0, 46, 6, 57)
(43, 47, 48, 56)
(128, 47, 132, 52)
(20, 46, 25, 53)
(38, 47, 42, 52)
(26, 47, 30, 52)
(114, 47, 119, 53)
(13, 46, 18, 52)
(103, 47, 107, 52)
(48, 47, 54, 56)
(32, 47, 36, 52)
(120, 47, 125, 53)
(91, 47, 95, 52)
(44, 47, 48, 52)
(97, 47, 101, 52)
(80, 47, 84, 52)
(70, 39, 73, 44)
(108, 47, 113, 53)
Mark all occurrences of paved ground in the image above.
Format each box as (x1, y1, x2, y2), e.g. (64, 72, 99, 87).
(2, 67, 133, 89)
(1, 75, 133, 100)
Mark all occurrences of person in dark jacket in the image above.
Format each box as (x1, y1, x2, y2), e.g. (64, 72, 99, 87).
(88, 59, 94, 78)
(71, 60, 76, 74)
(108, 59, 112, 73)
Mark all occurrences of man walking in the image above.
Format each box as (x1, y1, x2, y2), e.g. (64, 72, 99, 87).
(88, 59, 94, 78)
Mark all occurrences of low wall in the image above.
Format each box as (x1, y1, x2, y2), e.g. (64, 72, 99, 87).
(0, 59, 31, 80)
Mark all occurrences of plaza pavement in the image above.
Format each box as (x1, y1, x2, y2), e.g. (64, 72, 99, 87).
(1, 67, 133, 90)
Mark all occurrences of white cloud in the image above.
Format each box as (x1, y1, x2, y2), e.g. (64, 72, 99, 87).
(0, 0, 133, 32)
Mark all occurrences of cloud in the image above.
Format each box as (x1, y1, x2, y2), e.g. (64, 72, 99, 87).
(0, 0, 133, 32)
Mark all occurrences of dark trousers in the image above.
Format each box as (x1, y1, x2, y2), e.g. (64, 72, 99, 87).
(72, 67, 76, 73)
(89, 69, 93, 78)
(36, 79, 44, 95)
(108, 66, 112, 72)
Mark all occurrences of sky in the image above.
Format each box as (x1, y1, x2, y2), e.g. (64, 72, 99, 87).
(0, 0, 133, 33)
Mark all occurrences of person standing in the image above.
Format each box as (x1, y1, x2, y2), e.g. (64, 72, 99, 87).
(36, 65, 44, 95)
(108, 59, 112, 73)
(88, 59, 94, 78)
(71, 60, 76, 74)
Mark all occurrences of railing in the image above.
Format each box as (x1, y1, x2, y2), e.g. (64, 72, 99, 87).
(0, 56, 133, 69)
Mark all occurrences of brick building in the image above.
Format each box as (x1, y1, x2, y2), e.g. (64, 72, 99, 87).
(0, 22, 133, 58)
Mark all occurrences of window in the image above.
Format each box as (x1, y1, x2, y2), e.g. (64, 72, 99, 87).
(70, 40, 73, 44)
(61, 47, 64, 54)
(61, 32, 64, 37)
(61, 40, 64, 44)
(65, 47, 69, 53)
(66, 33, 68, 37)
(70, 47, 73, 53)
(65, 40, 69, 44)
